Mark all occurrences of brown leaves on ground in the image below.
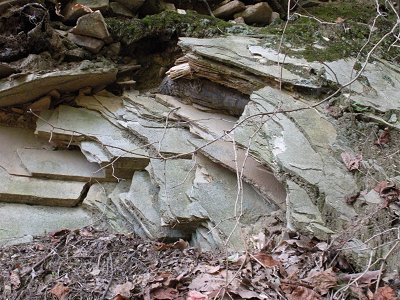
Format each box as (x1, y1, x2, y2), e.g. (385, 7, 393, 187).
(1, 227, 399, 299)
(50, 282, 70, 300)
(374, 286, 397, 300)
(341, 152, 363, 171)
(305, 268, 337, 295)
(112, 281, 134, 299)
(289, 286, 322, 300)
(374, 181, 400, 207)
(374, 128, 390, 146)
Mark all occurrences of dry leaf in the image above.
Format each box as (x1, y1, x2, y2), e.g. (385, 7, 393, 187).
(288, 286, 322, 300)
(341, 152, 363, 171)
(173, 239, 189, 250)
(50, 282, 70, 300)
(187, 290, 208, 300)
(10, 271, 21, 289)
(253, 252, 280, 268)
(151, 287, 179, 299)
(373, 181, 399, 206)
(335, 17, 345, 23)
(375, 128, 390, 146)
(112, 281, 134, 299)
(306, 268, 337, 295)
(373, 286, 397, 300)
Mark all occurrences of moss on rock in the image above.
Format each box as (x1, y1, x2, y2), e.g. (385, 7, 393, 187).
(106, 10, 232, 46)
(257, 0, 400, 62)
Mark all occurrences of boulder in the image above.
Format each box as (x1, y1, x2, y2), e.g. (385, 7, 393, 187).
(71, 10, 112, 42)
(212, 0, 245, 19)
(234, 2, 273, 25)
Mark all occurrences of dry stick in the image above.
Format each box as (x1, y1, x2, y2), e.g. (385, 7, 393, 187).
(100, 253, 114, 300)
(375, 240, 400, 291)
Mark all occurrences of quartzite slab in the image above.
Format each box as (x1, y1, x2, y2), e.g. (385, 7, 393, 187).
(0, 126, 48, 176)
(0, 169, 88, 207)
(17, 148, 106, 181)
(0, 203, 94, 246)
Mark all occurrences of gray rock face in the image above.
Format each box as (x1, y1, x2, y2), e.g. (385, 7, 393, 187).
(17, 148, 106, 181)
(36, 105, 150, 179)
(0, 203, 95, 246)
(235, 87, 358, 234)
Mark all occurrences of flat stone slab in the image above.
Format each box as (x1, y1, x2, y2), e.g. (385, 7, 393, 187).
(0, 61, 117, 107)
(155, 94, 237, 140)
(0, 203, 94, 246)
(17, 148, 106, 181)
(36, 105, 150, 172)
(190, 139, 286, 208)
(0, 126, 48, 176)
(0, 169, 88, 207)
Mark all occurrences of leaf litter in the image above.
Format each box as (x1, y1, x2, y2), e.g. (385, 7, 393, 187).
(0, 227, 399, 299)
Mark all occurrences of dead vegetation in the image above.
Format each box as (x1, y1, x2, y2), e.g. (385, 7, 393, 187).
(1, 0, 400, 299)
(1, 226, 399, 299)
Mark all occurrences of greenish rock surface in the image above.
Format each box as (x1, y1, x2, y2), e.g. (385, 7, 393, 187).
(0, 203, 95, 246)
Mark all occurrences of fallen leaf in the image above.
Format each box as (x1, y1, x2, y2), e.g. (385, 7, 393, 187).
(341, 152, 363, 171)
(305, 268, 337, 295)
(50, 282, 70, 300)
(10, 270, 21, 289)
(187, 290, 208, 300)
(335, 17, 345, 23)
(375, 128, 390, 146)
(288, 286, 322, 300)
(349, 285, 368, 300)
(373, 181, 399, 206)
(373, 286, 397, 300)
(112, 281, 134, 299)
(90, 267, 101, 276)
(151, 287, 179, 299)
(173, 239, 189, 250)
(253, 252, 280, 268)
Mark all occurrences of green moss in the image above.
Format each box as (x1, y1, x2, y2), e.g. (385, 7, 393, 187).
(106, 11, 232, 46)
(256, 1, 400, 63)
